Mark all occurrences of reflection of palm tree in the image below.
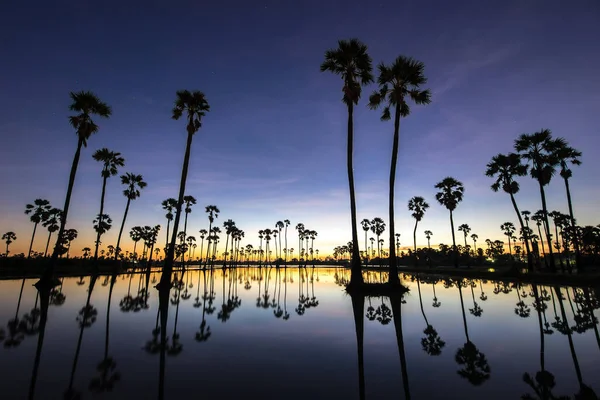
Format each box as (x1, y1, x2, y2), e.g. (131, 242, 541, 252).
(515, 285, 531, 318)
(90, 274, 120, 392)
(417, 277, 445, 356)
(389, 293, 411, 400)
(468, 282, 483, 317)
(28, 286, 51, 400)
(350, 293, 366, 400)
(455, 280, 491, 386)
(5, 278, 26, 348)
(195, 270, 212, 342)
(65, 275, 99, 399)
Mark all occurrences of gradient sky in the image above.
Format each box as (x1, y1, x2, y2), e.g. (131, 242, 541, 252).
(1, 0, 599, 256)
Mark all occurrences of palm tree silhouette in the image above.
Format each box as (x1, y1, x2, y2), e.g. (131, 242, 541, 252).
(454, 279, 491, 386)
(515, 129, 559, 272)
(416, 277, 445, 356)
(198, 229, 208, 265)
(350, 293, 366, 400)
(195, 269, 212, 342)
(500, 222, 516, 257)
(321, 38, 373, 288)
(114, 173, 147, 261)
(42, 207, 61, 257)
(295, 223, 305, 264)
(129, 226, 143, 261)
(161, 90, 210, 284)
(39, 91, 111, 287)
(424, 230, 432, 250)
(408, 197, 430, 257)
(276, 221, 284, 262)
(435, 177, 464, 268)
(368, 55, 431, 284)
(222, 219, 236, 267)
(63, 228, 78, 258)
(283, 219, 291, 265)
(389, 292, 412, 400)
(161, 198, 177, 253)
(203, 205, 220, 268)
(2, 231, 16, 256)
(65, 275, 99, 399)
(458, 224, 471, 250)
(27, 285, 51, 400)
(370, 217, 386, 266)
(531, 211, 548, 262)
(89, 273, 120, 393)
(486, 152, 533, 270)
(92, 148, 124, 262)
(24, 199, 51, 258)
(181, 195, 196, 245)
(553, 138, 583, 271)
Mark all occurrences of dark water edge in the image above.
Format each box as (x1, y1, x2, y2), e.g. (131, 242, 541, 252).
(0, 267, 598, 400)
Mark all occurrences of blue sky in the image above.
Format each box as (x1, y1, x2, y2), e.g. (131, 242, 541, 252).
(1, 0, 599, 256)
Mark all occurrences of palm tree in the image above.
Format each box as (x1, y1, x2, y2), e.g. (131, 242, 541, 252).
(368, 55, 431, 284)
(515, 130, 559, 272)
(435, 177, 464, 268)
(2, 232, 16, 256)
(162, 90, 210, 281)
(93, 213, 112, 246)
(283, 219, 291, 264)
(92, 148, 124, 261)
(370, 218, 386, 263)
(198, 229, 208, 265)
(204, 206, 220, 267)
(114, 173, 147, 260)
(24, 199, 51, 258)
(471, 234, 479, 255)
(531, 211, 548, 260)
(40, 91, 111, 286)
(321, 38, 373, 287)
(181, 195, 196, 243)
(500, 222, 516, 256)
(276, 221, 284, 261)
(408, 197, 430, 253)
(458, 224, 471, 248)
(295, 223, 305, 263)
(222, 219, 236, 266)
(552, 138, 583, 270)
(42, 208, 62, 257)
(161, 198, 177, 252)
(486, 152, 533, 269)
(129, 226, 143, 260)
(424, 230, 433, 250)
(64, 228, 78, 258)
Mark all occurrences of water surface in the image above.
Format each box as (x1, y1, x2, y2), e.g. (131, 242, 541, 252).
(0, 267, 598, 399)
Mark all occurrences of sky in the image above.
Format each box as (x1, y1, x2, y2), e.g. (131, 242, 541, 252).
(1, 0, 599, 257)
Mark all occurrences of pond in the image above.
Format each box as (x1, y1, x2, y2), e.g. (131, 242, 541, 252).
(0, 267, 598, 399)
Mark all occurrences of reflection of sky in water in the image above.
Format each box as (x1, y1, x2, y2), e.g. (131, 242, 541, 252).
(0, 268, 598, 399)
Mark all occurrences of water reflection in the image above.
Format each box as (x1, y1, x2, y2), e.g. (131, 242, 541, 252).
(0, 267, 598, 399)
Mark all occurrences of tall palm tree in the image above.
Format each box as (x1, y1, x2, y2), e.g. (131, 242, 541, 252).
(370, 218, 386, 263)
(360, 219, 371, 263)
(424, 230, 433, 250)
(162, 90, 210, 280)
(531, 211, 548, 260)
(485, 153, 533, 269)
(129, 226, 144, 260)
(204, 206, 220, 267)
(435, 177, 464, 268)
(458, 224, 471, 248)
(471, 234, 479, 255)
(320, 38, 373, 288)
(552, 138, 583, 271)
(500, 222, 516, 256)
(198, 229, 208, 265)
(24, 199, 51, 258)
(114, 173, 147, 260)
(295, 223, 305, 263)
(181, 195, 197, 243)
(368, 55, 431, 284)
(64, 228, 78, 258)
(42, 208, 62, 257)
(408, 197, 430, 252)
(515, 130, 559, 272)
(161, 198, 177, 252)
(2, 232, 16, 256)
(276, 221, 284, 261)
(222, 219, 236, 266)
(40, 91, 111, 286)
(92, 148, 124, 261)
(283, 219, 290, 264)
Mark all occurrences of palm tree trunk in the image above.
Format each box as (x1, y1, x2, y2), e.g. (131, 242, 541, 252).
(538, 183, 556, 272)
(164, 218, 170, 253)
(554, 223, 566, 273)
(28, 222, 38, 258)
(390, 293, 411, 400)
(387, 104, 402, 285)
(509, 193, 533, 271)
(114, 198, 132, 261)
(346, 103, 363, 287)
(44, 231, 52, 257)
(284, 226, 288, 265)
(162, 130, 194, 282)
(458, 283, 469, 342)
(94, 176, 108, 261)
(450, 210, 458, 268)
(350, 293, 365, 400)
(563, 177, 583, 272)
(40, 137, 84, 284)
(28, 286, 50, 400)
(417, 278, 429, 326)
(554, 286, 583, 385)
(413, 221, 418, 253)
(223, 233, 230, 267)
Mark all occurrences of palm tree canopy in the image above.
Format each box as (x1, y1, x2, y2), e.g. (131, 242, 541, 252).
(458, 224, 471, 235)
(93, 148, 125, 178)
(514, 129, 559, 186)
(435, 177, 464, 211)
(25, 199, 51, 224)
(408, 196, 430, 221)
(550, 137, 582, 180)
(162, 198, 178, 220)
(320, 38, 373, 106)
(121, 173, 147, 200)
(183, 195, 197, 213)
(68, 91, 112, 147)
(172, 90, 210, 135)
(368, 55, 431, 120)
(485, 153, 527, 194)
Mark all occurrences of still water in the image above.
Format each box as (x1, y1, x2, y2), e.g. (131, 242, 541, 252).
(0, 267, 598, 399)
